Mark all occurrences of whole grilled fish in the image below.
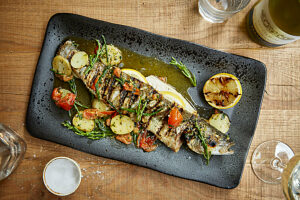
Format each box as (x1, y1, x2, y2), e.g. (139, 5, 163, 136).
(57, 40, 234, 155)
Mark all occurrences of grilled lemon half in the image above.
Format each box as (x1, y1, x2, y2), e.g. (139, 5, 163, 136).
(203, 73, 242, 109)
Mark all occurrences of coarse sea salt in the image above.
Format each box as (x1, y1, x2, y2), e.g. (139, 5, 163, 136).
(43, 157, 81, 196)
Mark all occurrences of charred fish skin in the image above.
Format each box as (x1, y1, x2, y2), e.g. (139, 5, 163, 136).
(56, 40, 234, 155)
(184, 119, 234, 155)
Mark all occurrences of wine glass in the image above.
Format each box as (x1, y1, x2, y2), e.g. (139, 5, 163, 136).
(251, 140, 300, 199)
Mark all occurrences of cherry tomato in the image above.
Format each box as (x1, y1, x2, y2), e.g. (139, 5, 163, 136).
(55, 74, 73, 82)
(138, 131, 157, 152)
(94, 45, 99, 54)
(83, 109, 115, 119)
(91, 76, 100, 91)
(51, 88, 76, 111)
(115, 133, 132, 145)
(113, 67, 121, 78)
(123, 82, 140, 95)
(168, 107, 183, 127)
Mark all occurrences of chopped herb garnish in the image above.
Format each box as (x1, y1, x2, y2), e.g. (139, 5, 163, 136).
(170, 57, 196, 87)
(72, 41, 79, 47)
(195, 122, 211, 165)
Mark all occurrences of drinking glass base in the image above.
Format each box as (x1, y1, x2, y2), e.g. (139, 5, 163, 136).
(251, 140, 294, 184)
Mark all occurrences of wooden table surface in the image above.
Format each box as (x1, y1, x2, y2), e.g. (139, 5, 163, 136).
(0, 0, 299, 199)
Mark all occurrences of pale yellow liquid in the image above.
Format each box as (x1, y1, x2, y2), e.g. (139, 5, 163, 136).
(269, 0, 300, 36)
(282, 155, 300, 200)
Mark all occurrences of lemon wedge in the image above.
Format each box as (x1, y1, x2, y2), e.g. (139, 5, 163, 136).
(121, 69, 148, 83)
(203, 73, 242, 109)
(146, 75, 196, 114)
(159, 91, 186, 108)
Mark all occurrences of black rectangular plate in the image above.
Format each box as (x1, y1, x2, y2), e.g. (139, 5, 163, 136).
(26, 13, 266, 189)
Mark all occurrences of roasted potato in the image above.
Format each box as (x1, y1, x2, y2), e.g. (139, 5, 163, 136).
(208, 113, 230, 133)
(70, 51, 89, 69)
(92, 99, 110, 111)
(110, 115, 134, 135)
(52, 55, 72, 76)
(72, 112, 95, 132)
(100, 45, 122, 66)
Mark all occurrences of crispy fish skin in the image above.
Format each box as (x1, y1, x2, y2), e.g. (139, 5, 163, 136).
(57, 40, 234, 155)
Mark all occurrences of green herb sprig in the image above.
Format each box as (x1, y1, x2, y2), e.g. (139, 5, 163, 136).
(120, 102, 163, 121)
(62, 121, 114, 140)
(85, 39, 103, 75)
(68, 79, 77, 95)
(106, 100, 120, 114)
(131, 132, 138, 147)
(102, 35, 109, 64)
(68, 78, 89, 116)
(74, 101, 89, 109)
(136, 99, 147, 122)
(73, 104, 82, 119)
(170, 57, 196, 87)
(195, 122, 211, 164)
(94, 65, 112, 99)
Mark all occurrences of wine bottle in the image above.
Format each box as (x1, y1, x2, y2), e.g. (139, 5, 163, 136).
(246, 0, 300, 47)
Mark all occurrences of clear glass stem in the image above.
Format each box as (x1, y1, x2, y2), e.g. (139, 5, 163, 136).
(251, 140, 294, 184)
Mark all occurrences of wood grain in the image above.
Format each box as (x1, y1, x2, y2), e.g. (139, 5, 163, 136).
(0, 0, 299, 199)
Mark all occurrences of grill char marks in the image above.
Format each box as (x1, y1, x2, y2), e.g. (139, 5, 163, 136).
(57, 40, 234, 155)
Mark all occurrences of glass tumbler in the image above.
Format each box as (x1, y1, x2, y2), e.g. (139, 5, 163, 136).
(198, 0, 251, 23)
(0, 123, 26, 181)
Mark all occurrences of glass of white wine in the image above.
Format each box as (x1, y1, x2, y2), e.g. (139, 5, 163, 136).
(251, 140, 300, 199)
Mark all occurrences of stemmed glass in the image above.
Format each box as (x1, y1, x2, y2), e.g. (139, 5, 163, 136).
(251, 140, 300, 199)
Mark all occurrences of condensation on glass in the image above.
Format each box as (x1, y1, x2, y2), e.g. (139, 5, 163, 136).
(0, 123, 26, 181)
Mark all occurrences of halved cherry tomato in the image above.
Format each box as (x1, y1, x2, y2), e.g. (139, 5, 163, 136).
(168, 107, 183, 127)
(55, 74, 73, 82)
(51, 88, 76, 111)
(83, 109, 115, 119)
(123, 82, 140, 95)
(91, 76, 100, 91)
(113, 67, 121, 78)
(116, 133, 132, 145)
(94, 45, 99, 54)
(111, 111, 117, 118)
(138, 131, 157, 152)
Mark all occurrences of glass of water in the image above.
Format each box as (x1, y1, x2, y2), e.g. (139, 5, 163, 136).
(0, 123, 26, 181)
(198, 0, 250, 23)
